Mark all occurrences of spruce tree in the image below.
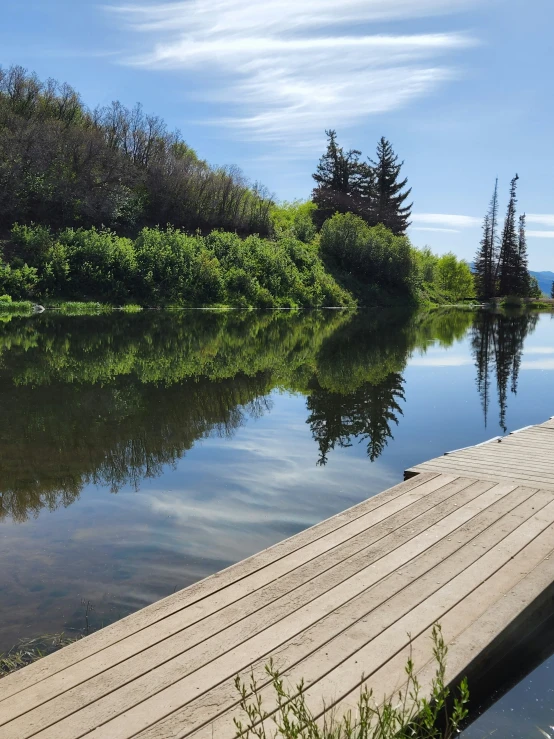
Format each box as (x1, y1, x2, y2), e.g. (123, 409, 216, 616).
(474, 180, 499, 299)
(514, 213, 531, 296)
(312, 130, 364, 225)
(497, 174, 519, 296)
(367, 137, 412, 235)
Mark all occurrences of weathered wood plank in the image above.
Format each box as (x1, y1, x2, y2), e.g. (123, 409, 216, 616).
(0, 473, 443, 702)
(135, 485, 549, 739)
(11, 481, 516, 739)
(180, 515, 554, 739)
(1, 476, 480, 732)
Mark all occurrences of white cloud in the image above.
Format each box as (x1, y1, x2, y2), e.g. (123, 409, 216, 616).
(527, 230, 554, 239)
(411, 213, 481, 228)
(520, 359, 554, 370)
(411, 226, 460, 233)
(409, 355, 473, 366)
(109, 0, 477, 145)
(526, 214, 554, 227)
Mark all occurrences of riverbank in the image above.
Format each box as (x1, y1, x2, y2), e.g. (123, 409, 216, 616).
(0, 218, 479, 311)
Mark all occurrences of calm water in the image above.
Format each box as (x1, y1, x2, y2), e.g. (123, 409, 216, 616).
(0, 308, 553, 734)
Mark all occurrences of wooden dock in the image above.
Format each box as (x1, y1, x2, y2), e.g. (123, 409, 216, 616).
(1, 419, 554, 738)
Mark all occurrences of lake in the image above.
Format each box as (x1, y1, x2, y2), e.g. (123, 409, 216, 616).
(0, 307, 553, 735)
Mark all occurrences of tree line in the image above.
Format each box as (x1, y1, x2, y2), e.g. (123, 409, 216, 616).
(0, 63, 517, 306)
(0, 66, 272, 235)
(474, 176, 540, 300)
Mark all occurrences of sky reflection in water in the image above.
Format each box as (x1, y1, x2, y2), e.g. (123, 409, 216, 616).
(0, 308, 553, 733)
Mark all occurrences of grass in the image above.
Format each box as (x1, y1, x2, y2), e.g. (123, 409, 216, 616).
(47, 301, 144, 315)
(233, 625, 469, 739)
(0, 633, 78, 679)
(0, 297, 33, 314)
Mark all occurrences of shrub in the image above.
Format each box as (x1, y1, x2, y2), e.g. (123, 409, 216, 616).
(10, 223, 55, 269)
(233, 625, 469, 739)
(4, 224, 354, 308)
(0, 263, 38, 299)
(58, 228, 136, 301)
(271, 201, 318, 243)
(435, 254, 475, 301)
(320, 214, 417, 293)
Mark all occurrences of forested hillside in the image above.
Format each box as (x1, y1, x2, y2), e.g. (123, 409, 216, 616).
(0, 66, 272, 235)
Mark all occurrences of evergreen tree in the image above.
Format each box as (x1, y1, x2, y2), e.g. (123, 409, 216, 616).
(311, 130, 364, 225)
(551, 281, 554, 299)
(474, 179, 499, 299)
(367, 137, 412, 235)
(497, 174, 519, 296)
(514, 213, 531, 296)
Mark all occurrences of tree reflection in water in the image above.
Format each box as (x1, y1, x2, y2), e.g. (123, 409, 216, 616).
(0, 307, 540, 521)
(471, 311, 539, 432)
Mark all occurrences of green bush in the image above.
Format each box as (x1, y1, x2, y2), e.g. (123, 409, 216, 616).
(59, 228, 136, 301)
(3, 224, 355, 308)
(271, 201, 318, 243)
(0, 263, 38, 299)
(320, 214, 417, 293)
(435, 254, 475, 301)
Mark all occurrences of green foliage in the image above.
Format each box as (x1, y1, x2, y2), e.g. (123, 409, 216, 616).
(4, 224, 354, 308)
(0, 65, 272, 235)
(320, 214, 417, 294)
(311, 132, 412, 235)
(271, 201, 318, 243)
(413, 247, 438, 284)
(0, 297, 32, 314)
(233, 625, 469, 739)
(435, 254, 476, 301)
(57, 301, 112, 315)
(59, 228, 137, 301)
(0, 261, 38, 299)
(1, 634, 77, 679)
(527, 275, 542, 299)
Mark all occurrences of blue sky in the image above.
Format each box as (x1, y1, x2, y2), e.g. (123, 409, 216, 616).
(2, 0, 553, 269)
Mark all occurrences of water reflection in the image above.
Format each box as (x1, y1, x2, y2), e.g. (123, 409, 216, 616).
(471, 311, 539, 431)
(0, 308, 542, 523)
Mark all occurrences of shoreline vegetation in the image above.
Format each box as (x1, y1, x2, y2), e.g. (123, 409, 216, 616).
(0, 66, 488, 311)
(0, 66, 544, 311)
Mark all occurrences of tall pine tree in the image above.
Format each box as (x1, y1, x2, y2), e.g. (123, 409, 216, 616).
(312, 130, 364, 225)
(367, 137, 412, 235)
(514, 213, 531, 296)
(474, 179, 499, 299)
(497, 174, 519, 296)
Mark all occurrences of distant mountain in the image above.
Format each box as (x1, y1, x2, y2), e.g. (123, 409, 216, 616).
(530, 270, 554, 297)
(470, 264, 554, 296)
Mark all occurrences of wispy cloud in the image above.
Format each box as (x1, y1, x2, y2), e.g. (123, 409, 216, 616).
(108, 0, 477, 146)
(526, 214, 554, 227)
(411, 213, 481, 228)
(527, 230, 554, 239)
(411, 226, 461, 233)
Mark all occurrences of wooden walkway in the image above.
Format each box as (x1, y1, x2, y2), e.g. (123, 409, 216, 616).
(1, 420, 554, 738)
